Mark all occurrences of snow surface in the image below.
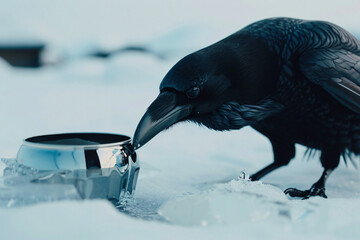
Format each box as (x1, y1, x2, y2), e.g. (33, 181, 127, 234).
(1, 0, 360, 239)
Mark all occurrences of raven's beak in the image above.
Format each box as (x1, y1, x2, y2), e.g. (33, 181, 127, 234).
(133, 93, 192, 149)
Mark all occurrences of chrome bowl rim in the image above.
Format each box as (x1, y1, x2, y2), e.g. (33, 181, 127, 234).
(22, 132, 132, 150)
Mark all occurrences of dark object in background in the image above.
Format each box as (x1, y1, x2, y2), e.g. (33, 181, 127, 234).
(91, 45, 165, 60)
(133, 17, 360, 199)
(0, 44, 45, 68)
(0, 43, 163, 68)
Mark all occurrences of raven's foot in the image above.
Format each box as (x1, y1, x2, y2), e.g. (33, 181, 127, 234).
(284, 184, 327, 199)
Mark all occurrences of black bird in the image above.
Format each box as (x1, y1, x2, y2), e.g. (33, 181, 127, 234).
(133, 18, 360, 199)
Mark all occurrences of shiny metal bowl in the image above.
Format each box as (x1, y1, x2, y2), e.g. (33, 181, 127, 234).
(16, 132, 139, 200)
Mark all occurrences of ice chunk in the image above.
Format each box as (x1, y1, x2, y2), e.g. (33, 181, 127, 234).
(158, 178, 319, 226)
(1, 158, 38, 177)
(0, 159, 134, 208)
(0, 159, 80, 207)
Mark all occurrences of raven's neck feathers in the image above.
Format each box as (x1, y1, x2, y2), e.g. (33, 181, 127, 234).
(190, 99, 284, 131)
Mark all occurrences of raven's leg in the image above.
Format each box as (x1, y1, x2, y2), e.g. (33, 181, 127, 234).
(250, 138, 295, 181)
(284, 149, 340, 199)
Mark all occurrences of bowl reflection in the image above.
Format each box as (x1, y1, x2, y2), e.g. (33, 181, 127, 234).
(15, 132, 140, 201)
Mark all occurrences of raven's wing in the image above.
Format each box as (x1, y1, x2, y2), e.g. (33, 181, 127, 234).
(299, 48, 360, 113)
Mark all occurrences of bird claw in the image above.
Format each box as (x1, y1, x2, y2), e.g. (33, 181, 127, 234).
(284, 188, 310, 198)
(284, 185, 327, 199)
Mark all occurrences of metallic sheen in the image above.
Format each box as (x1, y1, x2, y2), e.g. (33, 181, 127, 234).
(16, 132, 140, 200)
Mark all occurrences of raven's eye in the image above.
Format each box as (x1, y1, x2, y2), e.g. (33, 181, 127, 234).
(186, 86, 200, 98)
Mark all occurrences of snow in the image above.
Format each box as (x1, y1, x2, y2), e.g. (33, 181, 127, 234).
(1, 0, 360, 239)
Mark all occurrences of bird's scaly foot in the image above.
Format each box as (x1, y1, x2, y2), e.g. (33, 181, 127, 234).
(284, 184, 327, 199)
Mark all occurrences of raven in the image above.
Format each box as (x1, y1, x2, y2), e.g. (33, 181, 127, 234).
(133, 18, 360, 199)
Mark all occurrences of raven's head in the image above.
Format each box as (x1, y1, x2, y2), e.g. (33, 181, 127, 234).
(133, 48, 240, 149)
(133, 40, 279, 149)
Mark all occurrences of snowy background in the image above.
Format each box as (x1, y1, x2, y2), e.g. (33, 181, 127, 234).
(1, 0, 360, 239)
